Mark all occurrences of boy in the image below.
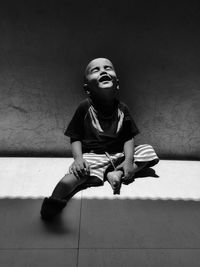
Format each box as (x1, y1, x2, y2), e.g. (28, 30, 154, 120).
(40, 58, 159, 220)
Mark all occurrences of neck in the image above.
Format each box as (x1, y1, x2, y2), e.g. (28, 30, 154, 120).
(90, 97, 117, 116)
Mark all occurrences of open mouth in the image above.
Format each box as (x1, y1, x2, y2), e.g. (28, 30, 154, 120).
(98, 74, 112, 83)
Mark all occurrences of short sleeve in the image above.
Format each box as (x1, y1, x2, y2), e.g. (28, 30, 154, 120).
(121, 103, 140, 138)
(64, 101, 87, 141)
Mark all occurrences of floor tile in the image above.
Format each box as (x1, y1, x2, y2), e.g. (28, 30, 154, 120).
(0, 198, 81, 249)
(0, 249, 77, 267)
(79, 198, 200, 248)
(78, 249, 200, 267)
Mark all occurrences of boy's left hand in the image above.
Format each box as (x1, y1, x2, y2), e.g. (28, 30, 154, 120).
(116, 159, 135, 184)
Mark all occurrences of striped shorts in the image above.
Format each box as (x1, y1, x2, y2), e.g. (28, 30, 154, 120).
(69, 144, 159, 183)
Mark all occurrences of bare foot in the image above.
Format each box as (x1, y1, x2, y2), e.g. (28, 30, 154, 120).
(107, 170, 123, 195)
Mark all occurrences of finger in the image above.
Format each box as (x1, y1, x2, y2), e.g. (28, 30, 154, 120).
(78, 162, 84, 171)
(124, 171, 130, 178)
(69, 163, 73, 169)
(124, 173, 131, 180)
(72, 167, 81, 179)
(122, 172, 129, 180)
(122, 171, 133, 182)
(122, 175, 128, 181)
(84, 160, 90, 173)
(75, 164, 83, 174)
(116, 163, 123, 170)
(78, 162, 87, 174)
(69, 162, 75, 173)
(69, 164, 75, 174)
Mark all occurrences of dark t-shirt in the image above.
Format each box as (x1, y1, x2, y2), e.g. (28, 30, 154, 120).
(64, 98, 139, 154)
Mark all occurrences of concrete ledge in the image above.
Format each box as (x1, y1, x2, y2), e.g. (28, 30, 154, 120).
(0, 158, 199, 200)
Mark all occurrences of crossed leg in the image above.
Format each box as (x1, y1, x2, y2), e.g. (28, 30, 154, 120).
(106, 162, 148, 194)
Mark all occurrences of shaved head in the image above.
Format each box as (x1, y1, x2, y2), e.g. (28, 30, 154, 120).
(85, 58, 115, 78)
(83, 57, 119, 102)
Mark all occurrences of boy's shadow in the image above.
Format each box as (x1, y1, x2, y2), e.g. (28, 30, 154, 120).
(135, 167, 159, 179)
(40, 214, 69, 233)
(122, 167, 159, 185)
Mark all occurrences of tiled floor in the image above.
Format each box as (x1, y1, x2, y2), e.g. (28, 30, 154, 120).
(0, 158, 200, 267)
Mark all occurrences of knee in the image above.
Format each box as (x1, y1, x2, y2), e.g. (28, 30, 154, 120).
(60, 173, 88, 186)
(136, 144, 158, 154)
(60, 174, 71, 185)
(141, 144, 154, 150)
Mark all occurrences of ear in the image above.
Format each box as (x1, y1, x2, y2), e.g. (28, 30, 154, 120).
(84, 83, 90, 95)
(116, 79, 120, 90)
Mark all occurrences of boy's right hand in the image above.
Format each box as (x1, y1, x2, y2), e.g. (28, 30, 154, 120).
(69, 158, 90, 179)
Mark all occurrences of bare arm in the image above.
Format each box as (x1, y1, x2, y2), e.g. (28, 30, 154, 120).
(123, 138, 134, 162)
(116, 138, 135, 180)
(71, 140, 83, 160)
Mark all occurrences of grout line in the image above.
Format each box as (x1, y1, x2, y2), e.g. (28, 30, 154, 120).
(0, 248, 77, 251)
(1, 248, 200, 251)
(76, 191, 83, 267)
(76, 247, 200, 250)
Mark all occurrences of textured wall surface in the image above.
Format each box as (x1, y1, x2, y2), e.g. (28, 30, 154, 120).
(0, 0, 200, 159)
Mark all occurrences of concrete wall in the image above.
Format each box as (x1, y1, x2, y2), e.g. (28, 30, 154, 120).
(0, 0, 200, 159)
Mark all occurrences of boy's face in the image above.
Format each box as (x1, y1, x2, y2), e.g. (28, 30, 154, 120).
(84, 58, 119, 100)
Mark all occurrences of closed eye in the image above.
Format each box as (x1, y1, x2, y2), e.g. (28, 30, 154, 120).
(90, 67, 99, 73)
(105, 65, 113, 70)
